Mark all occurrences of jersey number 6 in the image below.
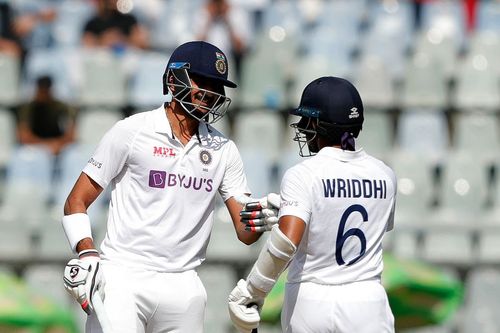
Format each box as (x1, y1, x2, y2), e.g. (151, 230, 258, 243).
(335, 204, 368, 266)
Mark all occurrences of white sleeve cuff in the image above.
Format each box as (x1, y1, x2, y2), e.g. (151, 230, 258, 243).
(62, 213, 93, 253)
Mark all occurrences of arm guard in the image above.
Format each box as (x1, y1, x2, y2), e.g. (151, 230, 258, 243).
(246, 225, 297, 296)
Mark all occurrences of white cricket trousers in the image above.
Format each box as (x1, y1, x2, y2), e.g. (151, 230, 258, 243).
(86, 261, 207, 333)
(281, 280, 394, 333)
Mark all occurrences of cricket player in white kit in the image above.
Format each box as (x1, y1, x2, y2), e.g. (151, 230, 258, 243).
(61, 41, 278, 333)
(228, 77, 396, 332)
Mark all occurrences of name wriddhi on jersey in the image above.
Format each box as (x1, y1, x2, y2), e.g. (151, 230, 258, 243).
(322, 178, 388, 199)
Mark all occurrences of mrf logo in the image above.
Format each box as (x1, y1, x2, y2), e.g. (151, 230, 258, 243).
(153, 146, 176, 158)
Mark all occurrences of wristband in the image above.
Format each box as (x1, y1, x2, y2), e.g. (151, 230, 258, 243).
(78, 249, 99, 258)
(62, 213, 93, 253)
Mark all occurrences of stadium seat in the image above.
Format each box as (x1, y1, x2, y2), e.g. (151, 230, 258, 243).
(451, 112, 499, 161)
(401, 52, 448, 109)
(148, 1, 194, 52)
(79, 49, 127, 107)
(396, 108, 450, 160)
(0, 145, 54, 260)
(289, 52, 347, 107)
(233, 109, 284, 163)
(462, 268, 500, 332)
(420, 0, 466, 50)
(453, 52, 500, 112)
(76, 108, 123, 148)
(52, 0, 95, 47)
(23, 47, 81, 103)
(412, 29, 459, 82)
(389, 152, 437, 259)
(356, 110, 394, 162)
(23, 264, 73, 306)
(476, 0, 500, 33)
(421, 152, 490, 265)
(239, 31, 298, 110)
(0, 53, 20, 107)
(353, 55, 396, 110)
(361, 0, 413, 80)
(128, 51, 170, 110)
(468, 31, 500, 76)
(0, 109, 15, 169)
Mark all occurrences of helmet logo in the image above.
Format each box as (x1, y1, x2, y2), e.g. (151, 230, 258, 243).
(349, 107, 359, 119)
(199, 150, 213, 165)
(215, 52, 227, 74)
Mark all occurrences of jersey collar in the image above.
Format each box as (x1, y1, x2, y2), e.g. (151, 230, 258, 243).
(317, 146, 367, 162)
(153, 105, 173, 137)
(153, 105, 211, 146)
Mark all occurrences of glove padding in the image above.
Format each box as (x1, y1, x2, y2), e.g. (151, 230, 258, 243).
(63, 256, 105, 315)
(228, 279, 264, 333)
(238, 193, 280, 232)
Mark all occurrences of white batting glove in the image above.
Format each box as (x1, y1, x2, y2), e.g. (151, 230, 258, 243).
(228, 279, 264, 333)
(63, 252, 105, 315)
(237, 193, 280, 232)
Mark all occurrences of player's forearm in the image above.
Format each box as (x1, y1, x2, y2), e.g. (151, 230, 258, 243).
(76, 237, 97, 253)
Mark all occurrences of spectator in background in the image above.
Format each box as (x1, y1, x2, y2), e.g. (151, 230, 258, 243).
(195, 0, 251, 80)
(17, 76, 76, 156)
(0, 2, 23, 58)
(82, 0, 149, 52)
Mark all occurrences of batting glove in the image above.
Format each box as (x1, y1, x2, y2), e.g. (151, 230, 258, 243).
(63, 251, 105, 315)
(228, 279, 264, 333)
(238, 193, 280, 232)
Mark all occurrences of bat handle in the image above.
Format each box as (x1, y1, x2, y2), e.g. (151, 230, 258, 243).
(93, 293, 113, 333)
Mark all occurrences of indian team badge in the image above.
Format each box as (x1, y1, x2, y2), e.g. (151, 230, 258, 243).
(215, 52, 227, 75)
(199, 149, 212, 165)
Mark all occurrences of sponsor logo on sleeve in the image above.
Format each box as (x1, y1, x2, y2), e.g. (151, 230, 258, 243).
(88, 157, 102, 169)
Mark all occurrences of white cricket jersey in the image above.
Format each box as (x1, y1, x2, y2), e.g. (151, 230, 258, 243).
(83, 105, 250, 272)
(279, 147, 396, 285)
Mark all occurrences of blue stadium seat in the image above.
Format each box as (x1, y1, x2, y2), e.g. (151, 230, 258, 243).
(396, 108, 450, 160)
(356, 110, 394, 162)
(451, 112, 499, 161)
(353, 55, 396, 110)
(401, 52, 448, 109)
(128, 51, 168, 109)
(453, 52, 500, 112)
(420, 0, 466, 50)
(76, 108, 123, 149)
(52, 0, 94, 47)
(23, 47, 80, 103)
(0, 109, 15, 170)
(361, 0, 413, 80)
(0, 53, 20, 107)
(477, 1, 500, 33)
(0, 145, 54, 260)
(79, 49, 127, 108)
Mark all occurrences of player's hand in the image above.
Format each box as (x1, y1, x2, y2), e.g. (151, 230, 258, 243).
(63, 254, 105, 315)
(228, 279, 263, 333)
(238, 193, 280, 232)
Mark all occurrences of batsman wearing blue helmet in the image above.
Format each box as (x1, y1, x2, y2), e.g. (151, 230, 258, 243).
(61, 41, 279, 333)
(228, 77, 396, 333)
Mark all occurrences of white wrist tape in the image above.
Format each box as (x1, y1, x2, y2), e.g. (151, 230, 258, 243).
(247, 225, 297, 295)
(62, 213, 93, 253)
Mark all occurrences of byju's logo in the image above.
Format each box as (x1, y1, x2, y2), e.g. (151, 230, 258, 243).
(149, 170, 167, 188)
